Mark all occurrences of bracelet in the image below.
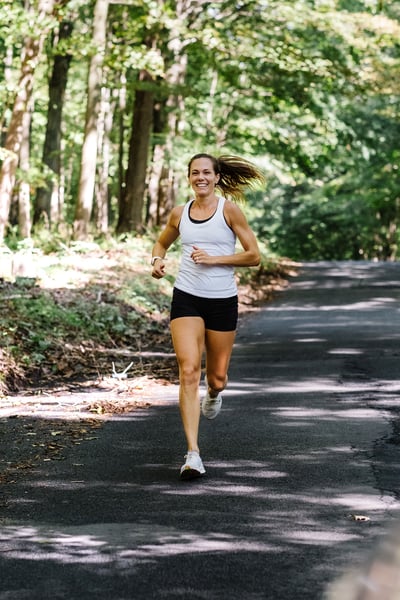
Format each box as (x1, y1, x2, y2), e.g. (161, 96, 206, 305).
(151, 256, 164, 266)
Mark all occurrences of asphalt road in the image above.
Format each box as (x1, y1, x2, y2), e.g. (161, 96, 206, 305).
(1, 261, 400, 599)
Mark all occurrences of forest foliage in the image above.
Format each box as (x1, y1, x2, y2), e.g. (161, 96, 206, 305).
(0, 0, 399, 261)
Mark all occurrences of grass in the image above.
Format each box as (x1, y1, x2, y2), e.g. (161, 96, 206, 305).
(0, 234, 297, 395)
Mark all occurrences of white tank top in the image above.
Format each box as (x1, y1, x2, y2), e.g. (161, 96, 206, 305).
(174, 196, 237, 299)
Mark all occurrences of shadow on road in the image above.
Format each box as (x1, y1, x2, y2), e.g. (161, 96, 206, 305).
(1, 261, 400, 599)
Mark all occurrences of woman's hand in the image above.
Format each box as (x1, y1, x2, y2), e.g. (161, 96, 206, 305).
(151, 258, 166, 279)
(191, 245, 211, 265)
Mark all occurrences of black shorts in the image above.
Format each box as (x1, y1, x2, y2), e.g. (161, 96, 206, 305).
(170, 287, 238, 332)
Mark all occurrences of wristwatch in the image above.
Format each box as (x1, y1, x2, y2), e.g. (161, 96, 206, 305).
(151, 256, 163, 266)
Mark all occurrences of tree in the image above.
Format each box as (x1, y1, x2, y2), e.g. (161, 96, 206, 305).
(73, 0, 109, 240)
(34, 19, 74, 228)
(147, 0, 210, 227)
(0, 0, 398, 259)
(17, 98, 32, 239)
(0, 0, 56, 243)
(117, 70, 154, 233)
(94, 82, 114, 234)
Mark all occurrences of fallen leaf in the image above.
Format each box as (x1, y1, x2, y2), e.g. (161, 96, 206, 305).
(349, 514, 370, 522)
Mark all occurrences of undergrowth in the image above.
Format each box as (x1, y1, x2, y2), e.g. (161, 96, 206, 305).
(0, 235, 297, 395)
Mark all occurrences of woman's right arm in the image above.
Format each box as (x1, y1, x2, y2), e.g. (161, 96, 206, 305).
(151, 206, 182, 279)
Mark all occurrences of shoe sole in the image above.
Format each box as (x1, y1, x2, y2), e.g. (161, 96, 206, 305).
(180, 467, 205, 480)
(202, 400, 222, 419)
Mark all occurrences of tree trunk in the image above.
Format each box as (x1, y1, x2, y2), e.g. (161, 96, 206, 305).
(34, 20, 73, 227)
(0, 46, 14, 147)
(117, 70, 154, 234)
(147, 131, 175, 227)
(73, 0, 109, 240)
(146, 60, 186, 227)
(147, 0, 199, 227)
(0, 0, 55, 243)
(94, 84, 114, 234)
(18, 100, 33, 239)
(116, 73, 127, 227)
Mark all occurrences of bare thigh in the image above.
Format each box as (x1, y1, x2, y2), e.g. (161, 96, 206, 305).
(205, 329, 236, 388)
(170, 317, 205, 382)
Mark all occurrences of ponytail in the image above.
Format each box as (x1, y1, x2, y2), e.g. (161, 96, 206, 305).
(188, 153, 265, 202)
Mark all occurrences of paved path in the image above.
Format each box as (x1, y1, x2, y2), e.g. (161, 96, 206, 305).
(1, 261, 400, 599)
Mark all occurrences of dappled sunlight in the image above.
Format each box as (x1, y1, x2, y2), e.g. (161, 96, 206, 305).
(277, 443, 378, 471)
(38, 254, 120, 290)
(252, 490, 400, 516)
(0, 522, 282, 567)
(0, 385, 178, 420)
(176, 483, 263, 496)
(271, 406, 384, 421)
(224, 469, 287, 479)
(294, 337, 327, 343)
(226, 379, 346, 396)
(266, 377, 400, 397)
(331, 493, 399, 511)
(252, 514, 361, 548)
(33, 241, 158, 293)
(2, 439, 400, 596)
(2, 484, 397, 567)
(285, 530, 359, 545)
(379, 380, 400, 392)
(327, 348, 364, 355)
(369, 394, 400, 409)
(1, 262, 399, 597)
(291, 262, 400, 291)
(22, 479, 144, 492)
(228, 375, 400, 396)
(257, 296, 399, 313)
(250, 378, 374, 394)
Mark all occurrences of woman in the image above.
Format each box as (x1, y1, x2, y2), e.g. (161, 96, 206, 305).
(151, 153, 263, 480)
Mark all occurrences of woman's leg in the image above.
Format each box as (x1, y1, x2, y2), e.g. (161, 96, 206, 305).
(170, 316, 205, 453)
(204, 329, 236, 396)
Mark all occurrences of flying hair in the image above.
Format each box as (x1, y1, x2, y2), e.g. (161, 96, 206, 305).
(188, 153, 265, 202)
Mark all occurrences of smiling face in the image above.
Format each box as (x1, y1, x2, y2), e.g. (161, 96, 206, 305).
(188, 157, 220, 199)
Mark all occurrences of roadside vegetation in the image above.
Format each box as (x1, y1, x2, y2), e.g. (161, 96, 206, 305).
(0, 1, 399, 260)
(0, 235, 296, 397)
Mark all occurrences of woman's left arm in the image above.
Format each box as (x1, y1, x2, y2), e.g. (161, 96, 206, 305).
(192, 201, 260, 267)
(224, 201, 261, 266)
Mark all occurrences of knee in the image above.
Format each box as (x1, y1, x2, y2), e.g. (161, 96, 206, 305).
(179, 363, 201, 387)
(207, 372, 227, 393)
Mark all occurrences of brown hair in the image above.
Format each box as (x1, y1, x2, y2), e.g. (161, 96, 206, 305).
(188, 153, 265, 202)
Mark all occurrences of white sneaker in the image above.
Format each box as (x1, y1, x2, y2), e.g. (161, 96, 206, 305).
(180, 451, 206, 480)
(202, 378, 222, 419)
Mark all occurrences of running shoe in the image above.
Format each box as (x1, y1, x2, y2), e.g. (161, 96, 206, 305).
(202, 377, 222, 419)
(180, 451, 206, 480)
